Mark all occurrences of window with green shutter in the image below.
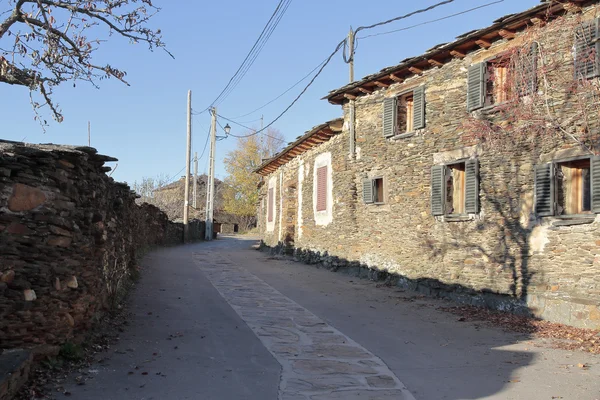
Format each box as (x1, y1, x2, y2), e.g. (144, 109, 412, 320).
(363, 177, 385, 204)
(432, 160, 480, 217)
(574, 18, 600, 80)
(469, 49, 536, 111)
(382, 86, 425, 137)
(534, 157, 600, 217)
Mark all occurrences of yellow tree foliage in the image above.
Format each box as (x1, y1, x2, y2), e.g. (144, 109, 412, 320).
(223, 129, 284, 229)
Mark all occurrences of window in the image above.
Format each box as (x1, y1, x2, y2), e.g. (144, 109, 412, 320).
(383, 86, 425, 137)
(363, 177, 385, 204)
(485, 58, 511, 106)
(431, 160, 479, 216)
(446, 163, 466, 215)
(467, 44, 537, 112)
(316, 166, 327, 212)
(267, 188, 274, 222)
(535, 157, 600, 216)
(574, 18, 600, 80)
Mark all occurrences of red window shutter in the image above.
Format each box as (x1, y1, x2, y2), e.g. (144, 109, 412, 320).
(267, 188, 274, 222)
(316, 166, 327, 212)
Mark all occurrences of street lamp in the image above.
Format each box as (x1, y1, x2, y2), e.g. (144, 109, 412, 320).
(224, 123, 231, 135)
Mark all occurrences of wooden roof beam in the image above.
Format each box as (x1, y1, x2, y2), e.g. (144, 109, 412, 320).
(475, 39, 492, 49)
(530, 16, 546, 26)
(344, 93, 357, 100)
(408, 66, 424, 75)
(428, 59, 444, 67)
(389, 73, 404, 83)
(374, 81, 389, 88)
(357, 86, 373, 94)
(498, 29, 516, 40)
(450, 50, 466, 59)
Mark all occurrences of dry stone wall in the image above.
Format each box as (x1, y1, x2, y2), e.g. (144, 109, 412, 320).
(0, 140, 198, 349)
(260, 6, 600, 328)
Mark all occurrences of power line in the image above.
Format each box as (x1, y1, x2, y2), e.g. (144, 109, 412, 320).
(219, 114, 287, 143)
(357, 1, 504, 39)
(218, 39, 346, 139)
(200, 0, 292, 112)
(229, 57, 327, 120)
(216, 0, 292, 107)
(214, 1, 461, 140)
(354, 0, 454, 35)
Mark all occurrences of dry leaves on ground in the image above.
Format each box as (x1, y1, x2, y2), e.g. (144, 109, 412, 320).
(440, 305, 600, 354)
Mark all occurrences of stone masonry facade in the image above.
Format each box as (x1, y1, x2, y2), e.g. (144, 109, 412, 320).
(0, 140, 201, 349)
(258, 1, 600, 329)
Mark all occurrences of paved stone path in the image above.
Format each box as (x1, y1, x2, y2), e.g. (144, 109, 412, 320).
(194, 251, 415, 400)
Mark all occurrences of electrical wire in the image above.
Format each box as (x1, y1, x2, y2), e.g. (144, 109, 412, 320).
(219, 114, 287, 143)
(198, 0, 293, 113)
(354, 0, 454, 35)
(229, 56, 328, 120)
(357, 1, 504, 39)
(214, 0, 292, 108)
(209, 1, 465, 142)
(218, 39, 346, 139)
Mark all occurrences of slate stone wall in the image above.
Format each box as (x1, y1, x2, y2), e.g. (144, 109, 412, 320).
(260, 6, 600, 328)
(0, 140, 199, 348)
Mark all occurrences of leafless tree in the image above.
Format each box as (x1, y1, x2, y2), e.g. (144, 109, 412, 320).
(0, 0, 169, 126)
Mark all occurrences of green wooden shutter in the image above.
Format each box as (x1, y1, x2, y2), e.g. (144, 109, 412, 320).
(591, 156, 600, 213)
(431, 165, 446, 216)
(363, 179, 374, 204)
(413, 86, 425, 130)
(467, 63, 485, 112)
(534, 163, 555, 216)
(518, 42, 538, 97)
(574, 18, 600, 79)
(383, 97, 397, 138)
(465, 159, 479, 214)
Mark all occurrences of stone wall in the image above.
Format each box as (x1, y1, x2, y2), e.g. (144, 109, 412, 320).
(259, 5, 600, 328)
(0, 140, 201, 349)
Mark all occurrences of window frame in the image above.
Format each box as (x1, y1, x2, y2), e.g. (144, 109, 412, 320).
(431, 158, 480, 218)
(373, 177, 385, 205)
(383, 86, 425, 138)
(396, 90, 415, 135)
(540, 156, 593, 217)
(446, 162, 467, 216)
(362, 176, 386, 205)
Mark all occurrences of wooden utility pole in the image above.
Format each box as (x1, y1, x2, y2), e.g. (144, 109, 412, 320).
(205, 107, 217, 241)
(183, 90, 192, 242)
(193, 152, 198, 209)
(348, 28, 355, 82)
(348, 28, 356, 158)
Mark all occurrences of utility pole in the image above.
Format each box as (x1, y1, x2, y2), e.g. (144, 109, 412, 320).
(87, 121, 91, 147)
(183, 90, 192, 242)
(193, 152, 198, 209)
(348, 27, 355, 82)
(205, 107, 217, 241)
(348, 27, 356, 159)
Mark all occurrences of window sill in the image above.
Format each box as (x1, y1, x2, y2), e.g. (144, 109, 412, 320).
(445, 214, 473, 222)
(549, 214, 596, 227)
(392, 132, 415, 140)
(367, 203, 391, 212)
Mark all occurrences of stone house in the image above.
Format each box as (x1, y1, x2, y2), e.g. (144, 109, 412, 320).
(256, 0, 600, 328)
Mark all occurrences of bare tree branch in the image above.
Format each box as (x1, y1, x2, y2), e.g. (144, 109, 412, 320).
(0, 0, 168, 126)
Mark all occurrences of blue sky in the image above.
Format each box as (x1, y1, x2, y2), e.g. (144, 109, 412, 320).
(0, 0, 540, 185)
